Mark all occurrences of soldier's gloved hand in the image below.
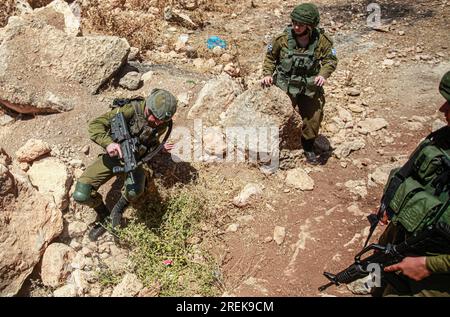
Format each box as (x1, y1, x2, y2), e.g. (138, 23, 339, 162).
(384, 257, 431, 281)
(261, 76, 273, 87)
(314, 75, 326, 87)
(106, 143, 123, 158)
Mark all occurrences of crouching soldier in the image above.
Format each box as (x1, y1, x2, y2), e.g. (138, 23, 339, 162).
(72, 89, 177, 241)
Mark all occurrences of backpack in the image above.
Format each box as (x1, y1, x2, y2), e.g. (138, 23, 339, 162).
(111, 97, 145, 109)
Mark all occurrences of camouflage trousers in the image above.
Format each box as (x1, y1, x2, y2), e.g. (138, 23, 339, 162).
(289, 92, 325, 141)
(378, 223, 450, 297)
(73, 154, 148, 208)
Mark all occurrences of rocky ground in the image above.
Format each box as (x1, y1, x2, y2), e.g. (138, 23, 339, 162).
(0, 0, 449, 297)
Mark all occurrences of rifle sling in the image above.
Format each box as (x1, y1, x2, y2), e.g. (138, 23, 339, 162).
(140, 120, 173, 164)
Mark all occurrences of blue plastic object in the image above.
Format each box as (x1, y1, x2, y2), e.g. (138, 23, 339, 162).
(206, 36, 227, 49)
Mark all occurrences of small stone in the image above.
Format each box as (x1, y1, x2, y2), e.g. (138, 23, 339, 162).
(285, 168, 314, 191)
(383, 59, 395, 66)
(69, 159, 83, 168)
(53, 284, 76, 297)
(220, 53, 233, 63)
(232, 183, 264, 207)
(346, 88, 361, 96)
(128, 47, 140, 61)
(119, 71, 142, 90)
(0, 114, 14, 126)
(141, 71, 154, 83)
(212, 46, 223, 56)
(226, 223, 239, 232)
(273, 226, 286, 245)
(68, 221, 88, 238)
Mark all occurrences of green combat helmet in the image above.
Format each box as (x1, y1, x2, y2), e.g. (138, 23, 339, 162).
(439, 71, 450, 112)
(290, 3, 320, 27)
(146, 88, 178, 121)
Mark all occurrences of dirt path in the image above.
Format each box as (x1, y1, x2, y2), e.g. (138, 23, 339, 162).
(0, 0, 449, 297)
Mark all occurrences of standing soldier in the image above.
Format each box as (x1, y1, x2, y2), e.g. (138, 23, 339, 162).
(72, 89, 177, 241)
(261, 3, 338, 165)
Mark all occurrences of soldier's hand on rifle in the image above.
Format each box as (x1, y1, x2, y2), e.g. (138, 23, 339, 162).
(106, 143, 123, 158)
(261, 76, 273, 87)
(314, 75, 326, 87)
(371, 208, 389, 226)
(384, 257, 431, 281)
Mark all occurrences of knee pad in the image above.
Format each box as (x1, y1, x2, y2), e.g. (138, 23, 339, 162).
(72, 182, 94, 205)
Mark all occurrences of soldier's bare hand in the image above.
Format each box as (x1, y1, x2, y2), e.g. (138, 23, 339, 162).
(370, 208, 389, 226)
(261, 76, 273, 87)
(106, 143, 123, 158)
(163, 142, 175, 153)
(314, 75, 326, 87)
(384, 257, 431, 281)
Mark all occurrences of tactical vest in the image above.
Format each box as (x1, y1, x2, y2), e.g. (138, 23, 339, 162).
(275, 27, 323, 98)
(384, 126, 450, 236)
(111, 97, 166, 158)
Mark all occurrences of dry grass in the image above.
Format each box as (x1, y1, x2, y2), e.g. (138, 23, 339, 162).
(79, 0, 228, 51)
(0, 0, 16, 28)
(28, 0, 53, 8)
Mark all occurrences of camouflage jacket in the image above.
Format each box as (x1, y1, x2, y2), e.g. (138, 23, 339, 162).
(262, 27, 338, 79)
(88, 101, 169, 154)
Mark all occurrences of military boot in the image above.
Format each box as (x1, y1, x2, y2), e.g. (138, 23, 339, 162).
(88, 203, 110, 242)
(304, 150, 319, 165)
(111, 196, 129, 229)
(302, 137, 319, 165)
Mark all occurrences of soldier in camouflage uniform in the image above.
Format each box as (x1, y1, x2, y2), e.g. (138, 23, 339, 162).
(261, 3, 338, 164)
(72, 89, 177, 241)
(377, 71, 450, 297)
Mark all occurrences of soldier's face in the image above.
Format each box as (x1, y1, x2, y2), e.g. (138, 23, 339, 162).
(292, 21, 309, 36)
(144, 107, 165, 126)
(147, 114, 165, 126)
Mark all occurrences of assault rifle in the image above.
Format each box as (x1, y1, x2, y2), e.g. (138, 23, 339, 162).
(110, 112, 140, 184)
(318, 222, 450, 292)
(110, 112, 173, 184)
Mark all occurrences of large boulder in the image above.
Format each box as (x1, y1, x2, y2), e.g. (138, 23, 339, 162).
(0, 7, 129, 113)
(27, 0, 81, 36)
(187, 74, 243, 125)
(0, 154, 63, 296)
(220, 85, 302, 156)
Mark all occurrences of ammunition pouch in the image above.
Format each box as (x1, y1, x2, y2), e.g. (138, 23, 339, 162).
(384, 138, 450, 234)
